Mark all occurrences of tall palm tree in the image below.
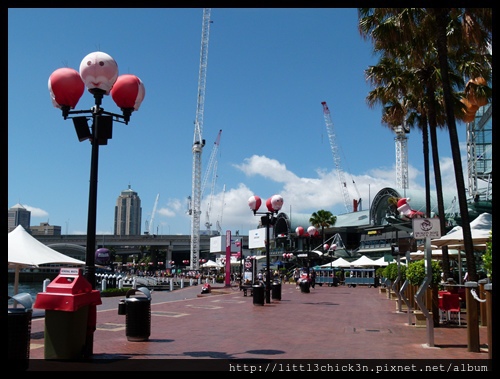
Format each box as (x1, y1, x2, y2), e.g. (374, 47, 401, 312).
(358, 8, 492, 282)
(309, 210, 337, 249)
(427, 8, 491, 282)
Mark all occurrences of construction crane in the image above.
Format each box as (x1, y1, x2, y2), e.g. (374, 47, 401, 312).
(321, 101, 361, 213)
(149, 193, 160, 235)
(205, 160, 218, 234)
(393, 123, 409, 190)
(201, 130, 222, 202)
(189, 8, 212, 270)
(215, 184, 225, 235)
(202, 130, 222, 235)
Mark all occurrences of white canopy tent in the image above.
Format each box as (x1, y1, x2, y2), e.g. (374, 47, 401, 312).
(320, 257, 352, 268)
(8, 225, 85, 297)
(430, 212, 492, 248)
(372, 256, 390, 266)
(200, 259, 221, 268)
(349, 255, 377, 267)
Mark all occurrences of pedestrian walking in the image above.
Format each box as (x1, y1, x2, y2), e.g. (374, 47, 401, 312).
(293, 268, 300, 289)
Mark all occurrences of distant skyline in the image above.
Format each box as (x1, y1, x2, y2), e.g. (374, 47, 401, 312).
(8, 8, 470, 236)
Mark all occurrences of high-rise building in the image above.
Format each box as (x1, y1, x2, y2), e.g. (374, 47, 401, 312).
(30, 222, 62, 236)
(114, 185, 142, 236)
(8, 203, 31, 232)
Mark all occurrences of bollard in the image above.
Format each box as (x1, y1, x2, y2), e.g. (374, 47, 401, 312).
(478, 279, 488, 327)
(464, 281, 480, 352)
(170, 278, 173, 291)
(190, 278, 194, 286)
(43, 278, 51, 292)
(484, 283, 492, 360)
(101, 279, 107, 291)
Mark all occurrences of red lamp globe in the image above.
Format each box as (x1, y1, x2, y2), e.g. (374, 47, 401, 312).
(307, 226, 318, 236)
(266, 194, 283, 212)
(248, 195, 262, 211)
(111, 74, 145, 111)
(48, 68, 85, 109)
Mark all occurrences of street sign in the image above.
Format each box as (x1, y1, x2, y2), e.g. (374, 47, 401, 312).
(412, 218, 441, 239)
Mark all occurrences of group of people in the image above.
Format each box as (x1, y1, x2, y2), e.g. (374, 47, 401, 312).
(293, 267, 317, 289)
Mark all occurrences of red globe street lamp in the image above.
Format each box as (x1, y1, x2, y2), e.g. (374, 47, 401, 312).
(248, 194, 283, 304)
(48, 51, 145, 358)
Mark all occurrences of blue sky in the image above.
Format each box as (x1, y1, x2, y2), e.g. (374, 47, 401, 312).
(8, 8, 467, 236)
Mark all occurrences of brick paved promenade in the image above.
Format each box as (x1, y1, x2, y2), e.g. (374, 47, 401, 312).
(26, 282, 491, 371)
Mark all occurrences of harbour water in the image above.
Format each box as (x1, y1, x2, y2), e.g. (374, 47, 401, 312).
(8, 281, 45, 306)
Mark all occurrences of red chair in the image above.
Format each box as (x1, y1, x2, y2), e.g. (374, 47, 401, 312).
(438, 291, 450, 322)
(441, 293, 461, 325)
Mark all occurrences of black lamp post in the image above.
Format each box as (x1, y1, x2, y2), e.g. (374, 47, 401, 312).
(248, 194, 283, 304)
(49, 51, 145, 357)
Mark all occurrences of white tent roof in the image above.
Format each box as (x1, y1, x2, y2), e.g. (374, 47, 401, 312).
(8, 225, 85, 268)
(349, 255, 376, 267)
(321, 257, 352, 268)
(430, 212, 492, 248)
(372, 256, 389, 266)
(8, 225, 86, 296)
(410, 249, 464, 260)
(200, 259, 221, 268)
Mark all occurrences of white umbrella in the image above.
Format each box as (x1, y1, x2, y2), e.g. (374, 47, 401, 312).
(8, 225, 85, 296)
(430, 212, 492, 248)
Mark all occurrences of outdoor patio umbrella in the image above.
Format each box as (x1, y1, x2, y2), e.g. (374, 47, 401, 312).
(8, 225, 85, 296)
(430, 212, 492, 248)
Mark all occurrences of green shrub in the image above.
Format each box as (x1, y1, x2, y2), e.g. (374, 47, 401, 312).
(382, 263, 406, 281)
(406, 260, 442, 286)
(482, 231, 492, 281)
(100, 287, 129, 297)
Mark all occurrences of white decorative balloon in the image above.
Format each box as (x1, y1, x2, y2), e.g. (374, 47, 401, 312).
(266, 194, 284, 212)
(248, 195, 262, 211)
(307, 226, 318, 236)
(79, 51, 118, 94)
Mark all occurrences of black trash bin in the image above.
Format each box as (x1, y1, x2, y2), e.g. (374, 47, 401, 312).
(119, 287, 151, 341)
(271, 280, 282, 300)
(252, 283, 265, 306)
(8, 293, 33, 371)
(299, 279, 310, 293)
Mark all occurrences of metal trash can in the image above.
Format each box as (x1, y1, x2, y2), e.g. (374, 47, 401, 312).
(271, 280, 282, 300)
(299, 279, 310, 293)
(118, 287, 151, 341)
(8, 293, 33, 371)
(252, 283, 265, 306)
